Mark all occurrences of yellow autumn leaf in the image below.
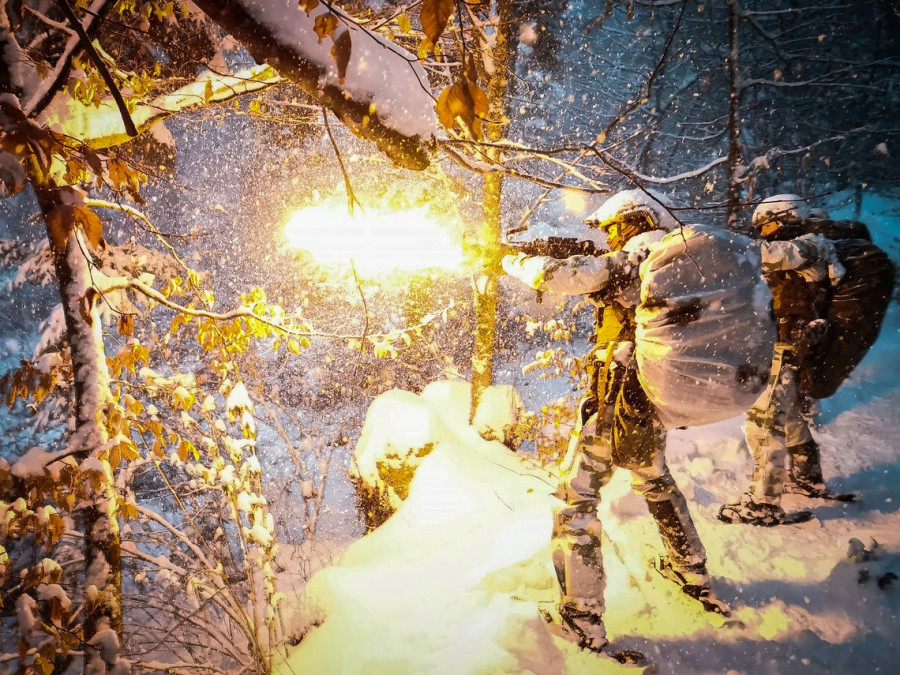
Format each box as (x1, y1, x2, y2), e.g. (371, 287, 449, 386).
(173, 385, 197, 411)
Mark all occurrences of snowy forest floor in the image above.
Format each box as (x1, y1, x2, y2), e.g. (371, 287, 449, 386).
(274, 197, 900, 675)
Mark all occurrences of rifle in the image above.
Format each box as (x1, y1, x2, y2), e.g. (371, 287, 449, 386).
(504, 236, 606, 259)
(501, 236, 608, 304)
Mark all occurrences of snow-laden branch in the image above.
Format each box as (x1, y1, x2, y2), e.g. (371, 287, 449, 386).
(41, 65, 282, 149)
(98, 273, 450, 341)
(121, 515, 250, 638)
(22, 0, 111, 116)
(594, 147, 729, 185)
(441, 138, 729, 189)
(741, 4, 853, 16)
(440, 143, 608, 193)
(52, 0, 136, 137)
(741, 57, 898, 91)
(747, 132, 855, 170)
(85, 199, 190, 270)
(193, 0, 435, 169)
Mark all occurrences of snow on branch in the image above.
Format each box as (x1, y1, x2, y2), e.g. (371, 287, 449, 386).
(603, 153, 730, 185)
(51, 0, 136, 137)
(22, 0, 111, 116)
(193, 0, 436, 170)
(441, 138, 729, 190)
(99, 274, 450, 342)
(741, 58, 898, 91)
(41, 65, 282, 149)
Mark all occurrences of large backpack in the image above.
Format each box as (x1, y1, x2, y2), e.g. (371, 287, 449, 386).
(799, 238, 895, 399)
(802, 218, 872, 242)
(635, 225, 777, 429)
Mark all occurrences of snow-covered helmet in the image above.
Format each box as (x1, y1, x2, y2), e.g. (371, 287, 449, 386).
(584, 189, 678, 250)
(751, 194, 810, 239)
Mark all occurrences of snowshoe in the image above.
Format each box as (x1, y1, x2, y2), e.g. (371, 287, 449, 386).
(650, 555, 730, 616)
(784, 480, 858, 502)
(717, 496, 813, 527)
(539, 606, 647, 666)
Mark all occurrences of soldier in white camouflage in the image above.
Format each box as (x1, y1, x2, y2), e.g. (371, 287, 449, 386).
(719, 195, 846, 526)
(502, 190, 712, 653)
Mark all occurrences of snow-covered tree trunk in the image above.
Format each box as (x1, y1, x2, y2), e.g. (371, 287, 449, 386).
(470, 0, 516, 419)
(32, 180, 126, 674)
(192, 0, 435, 170)
(725, 0, 743, 228)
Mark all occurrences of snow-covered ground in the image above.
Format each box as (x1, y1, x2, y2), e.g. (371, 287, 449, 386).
(276, 194, 899, 674)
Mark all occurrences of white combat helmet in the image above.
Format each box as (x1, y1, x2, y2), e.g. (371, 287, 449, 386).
(751, 194, 811, 229)
(585, 188, 679, 232)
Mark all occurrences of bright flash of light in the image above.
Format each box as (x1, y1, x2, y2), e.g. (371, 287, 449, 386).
(283, 201, 465, 275)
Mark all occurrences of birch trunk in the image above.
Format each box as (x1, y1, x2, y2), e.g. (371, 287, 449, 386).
(33, 182, 126, 673)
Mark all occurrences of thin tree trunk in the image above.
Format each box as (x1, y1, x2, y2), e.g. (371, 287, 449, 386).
(725, 0, 743, 228)
(470, 0, 515, 420)
(32, 182, 126, 673)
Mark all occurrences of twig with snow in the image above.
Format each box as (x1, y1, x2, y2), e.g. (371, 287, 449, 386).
(52, 0, 137, 137)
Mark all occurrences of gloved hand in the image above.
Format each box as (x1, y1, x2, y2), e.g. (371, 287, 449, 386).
(501, 252, 526, 273)
(805, 318, 829, 345)
(501, 252, 549, 289)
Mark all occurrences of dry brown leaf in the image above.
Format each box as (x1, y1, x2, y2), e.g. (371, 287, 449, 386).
(118, 313, 134, 337)
(299, 0, 319, 14)
(332, 30, 352, 84)
(436, 81, 471, 130)
(45, 204, 103, 252)
(467, 79, 489, 119)
(45, 205, 75, 253)
(436, 78, 488, 140)
(75, 205, 103, 250)
(315, 12, 339, 42)
(465, 55, 479, 85)
(420, 0, 454, 44)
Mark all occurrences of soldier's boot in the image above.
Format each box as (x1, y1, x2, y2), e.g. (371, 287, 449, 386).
(649, 554, 730, 615)
(540, 604, 646, 665)
(555, 606, 608, 653)
(785, 440, 828, 497)
(718, 494, 812, 526)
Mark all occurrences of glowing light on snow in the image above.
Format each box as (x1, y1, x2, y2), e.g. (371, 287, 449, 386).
(283, 201, 465, 275)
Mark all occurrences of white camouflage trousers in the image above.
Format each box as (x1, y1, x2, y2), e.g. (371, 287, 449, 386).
(743, 343, 816, 505)
(552, 361, 707, 622)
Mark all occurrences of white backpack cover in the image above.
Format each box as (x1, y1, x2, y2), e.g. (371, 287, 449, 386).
(635, 225, 776, 429)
